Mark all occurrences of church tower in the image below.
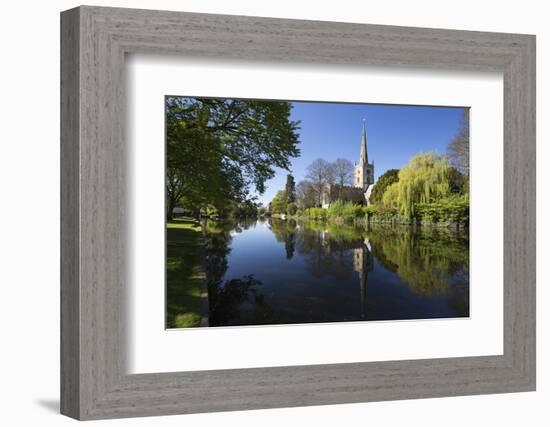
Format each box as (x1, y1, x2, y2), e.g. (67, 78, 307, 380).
(354, 120, 375, 192)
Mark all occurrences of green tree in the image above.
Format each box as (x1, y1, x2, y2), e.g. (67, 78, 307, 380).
(447, 166, 467, 194)
(285, 174, 296, 204)
(232, 199, 259, 217)
(166, 124, 234, 219)
(271, 190, 288, 214)
(287, 202, 298, 215)
(383, 152, 451, 219)
(166, 97, 301, 219)
(381, 182, 400, 211)
(370, 168, 399, 204)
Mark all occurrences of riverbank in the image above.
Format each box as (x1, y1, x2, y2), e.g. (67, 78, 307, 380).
(267, 199, 468, 230)
(266, 212, 468, 230)
(166, 218, 209, 328)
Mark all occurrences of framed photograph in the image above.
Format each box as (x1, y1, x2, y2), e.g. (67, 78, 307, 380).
(61, 6, 536, 420)
(164, 97, 471, 330)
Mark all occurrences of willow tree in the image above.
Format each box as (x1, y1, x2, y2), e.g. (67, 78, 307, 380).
(382, 182, 400, 210)
(383, 152, 450, 219)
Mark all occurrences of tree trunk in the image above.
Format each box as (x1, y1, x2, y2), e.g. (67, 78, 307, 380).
(166, 197, 176, 221)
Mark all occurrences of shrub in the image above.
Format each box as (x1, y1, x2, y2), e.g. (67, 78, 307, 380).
(415, 195, 469, 226)
(287, 202, 298, 215)
(327, 200, 364, 222)
(173, 312, 201, 328)
(307, 207, 328, 221)
(363, 204, 398, 222)
(271, 190, 288, 214)
(362, 205, 377, 216)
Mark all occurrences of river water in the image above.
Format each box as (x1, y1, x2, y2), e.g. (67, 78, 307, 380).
(203, 218, 469, 327)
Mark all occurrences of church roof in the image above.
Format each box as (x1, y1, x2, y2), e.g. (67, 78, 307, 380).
(360, 120, 368, 164)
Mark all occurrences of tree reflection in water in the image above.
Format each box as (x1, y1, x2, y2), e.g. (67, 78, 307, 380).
(203, 219, 274, 326)
(369, 226, 469, 297)
(202, 218, 469, 326)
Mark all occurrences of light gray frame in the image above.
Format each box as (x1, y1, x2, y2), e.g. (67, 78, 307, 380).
(61, 5, 536, 420)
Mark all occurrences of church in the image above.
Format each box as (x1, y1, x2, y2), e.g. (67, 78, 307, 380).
(321, 121, 375, 208)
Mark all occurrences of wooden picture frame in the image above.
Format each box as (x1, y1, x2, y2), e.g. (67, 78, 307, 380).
(60, 5, 536, 420)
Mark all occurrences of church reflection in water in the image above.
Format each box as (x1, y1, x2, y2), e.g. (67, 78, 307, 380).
(295, 223, 376, 321)
(353, 238, 373, 319)
(202, 218, 469, 327)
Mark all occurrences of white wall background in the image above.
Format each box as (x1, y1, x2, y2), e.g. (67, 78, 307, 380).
(0, 0, 546, 425)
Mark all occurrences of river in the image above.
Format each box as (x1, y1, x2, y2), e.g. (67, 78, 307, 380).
(202, 218, 469, 327)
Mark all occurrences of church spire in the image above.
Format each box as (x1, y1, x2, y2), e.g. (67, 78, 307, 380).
(360, 119, 368, 164)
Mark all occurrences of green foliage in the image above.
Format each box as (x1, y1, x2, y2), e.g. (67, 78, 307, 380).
(285, 174, 296, 203)
(304, 201, 402, 225)
(173, 312, 202, 328)
(448, 166, 469, 195)
(271, 190, 288, 214)
(287, 202, 298, 215)
(381, 182, 400, 210)
(415, 194, 469, 226)
(362, 205, 377, 216)
(166, 96, 301, 218)
(232, 200, 259, 218)
(327, 200, 364, 221)
(382, 153, 452, 219)
(370, 169, 399, 204)
(201, 204, 220, 217)
(303, 195, 467, 227)
(303, 201, 364, 223)
(200, 200, 258, 219)
(362, 205, 398, 222)
(306, 207, 328, 221)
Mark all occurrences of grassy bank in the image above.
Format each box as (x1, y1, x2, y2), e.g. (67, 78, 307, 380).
(301, 198, 469, 228)
(166, 217, 206, 328)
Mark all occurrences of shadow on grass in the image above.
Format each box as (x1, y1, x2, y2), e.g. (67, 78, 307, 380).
(166, 219, 205, 328)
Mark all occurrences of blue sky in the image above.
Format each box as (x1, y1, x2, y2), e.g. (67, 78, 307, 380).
(257, 101, 466, 205)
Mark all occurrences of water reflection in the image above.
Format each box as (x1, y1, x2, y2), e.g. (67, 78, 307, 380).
(202, 218, 469, 327)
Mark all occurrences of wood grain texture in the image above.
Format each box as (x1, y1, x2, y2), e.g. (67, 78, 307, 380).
(60, 7, 80, 419)
(60, 5, 536, 420)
